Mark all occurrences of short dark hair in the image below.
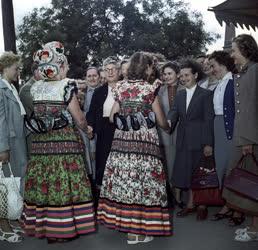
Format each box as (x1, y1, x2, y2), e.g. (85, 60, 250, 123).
(180, 59, 205, 82)
(161, 61, 180, 74)
(233, 34, 258, 62)
(86, 66, 100, 76)
(196, 54, 207, 60)
(120, 59, 129, 67)
(209, 50, 236, 73)
(127, 52, 154, 81)
(31, 62, 39, 74)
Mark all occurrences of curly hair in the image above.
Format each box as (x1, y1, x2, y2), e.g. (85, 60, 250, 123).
(208, 50, 236, 73)
(180, 59, 205, 82)
(0, 51, 20, 73)
(161, 61, 180, 74)
(127, 52, 154, 81)
(233, 34, 258, 62)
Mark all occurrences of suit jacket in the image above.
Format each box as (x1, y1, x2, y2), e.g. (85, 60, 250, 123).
(87, 84, 109, 134)
(0, 79, 27, 177)
(234, 62, 258, 146)
(222, 78, 235, 140)
(19, 77, 36, 158)
(19, 77, 35, 118)
(167, 85, 214, 151)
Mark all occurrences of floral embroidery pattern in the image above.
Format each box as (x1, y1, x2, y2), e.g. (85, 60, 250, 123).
(100, 80, 167, 207)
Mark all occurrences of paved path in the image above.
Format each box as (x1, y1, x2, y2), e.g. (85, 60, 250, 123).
(1, 207, 257, 250)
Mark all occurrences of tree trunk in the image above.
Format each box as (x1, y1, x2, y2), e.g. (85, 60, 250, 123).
(1, 0, 16, 53)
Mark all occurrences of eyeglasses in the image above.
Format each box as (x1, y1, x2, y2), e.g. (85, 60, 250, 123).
(104, 67, 117, 73)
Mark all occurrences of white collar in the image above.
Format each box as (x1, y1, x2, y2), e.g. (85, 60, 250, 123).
(186, 84, 197, 92)
(221, 72, 233, 82)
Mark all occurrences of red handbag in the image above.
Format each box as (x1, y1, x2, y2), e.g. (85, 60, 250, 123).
(193, 188, 224, 206)
(192, 156, 224, 206)
(224, 154, 258, 202)
(191, 156, 219, 189)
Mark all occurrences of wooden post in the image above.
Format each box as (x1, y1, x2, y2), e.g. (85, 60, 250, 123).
(223, 23, 236, 52)
(1, 0, 16, 53)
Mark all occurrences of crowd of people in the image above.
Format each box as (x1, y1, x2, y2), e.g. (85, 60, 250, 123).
(0, 33, 257, 244)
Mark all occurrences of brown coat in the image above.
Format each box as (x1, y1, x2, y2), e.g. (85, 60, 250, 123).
(223, 62, 258, 215)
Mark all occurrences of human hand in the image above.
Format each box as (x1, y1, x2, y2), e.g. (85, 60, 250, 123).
(153, 79, 163, 86)
(242, 144, 253, 155)
(167, 120, 171, 127)
(0, 151, 10, 163)
(203, 145, 213, 157)
(87, 126, 93, 139)
(76, 79, 87, 91)
(90, 152, 96, 161)
(77, 90, 85, 106)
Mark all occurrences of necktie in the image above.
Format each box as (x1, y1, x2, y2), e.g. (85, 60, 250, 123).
(167, 85, 177, 108)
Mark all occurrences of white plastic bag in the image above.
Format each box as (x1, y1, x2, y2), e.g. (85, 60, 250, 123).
(0, 162, 23, 220)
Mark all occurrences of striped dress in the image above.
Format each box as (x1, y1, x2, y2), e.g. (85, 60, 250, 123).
(97, 80, 172, 236)
(21, 79, 95, 239)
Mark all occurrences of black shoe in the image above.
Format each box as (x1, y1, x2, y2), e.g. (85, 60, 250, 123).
(175, 200, 185, 209)
(211, 210, 233, 221)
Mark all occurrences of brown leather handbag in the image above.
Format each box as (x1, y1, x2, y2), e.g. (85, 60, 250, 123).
(224, 154, 258, 202)
(191, 156, 219, 189)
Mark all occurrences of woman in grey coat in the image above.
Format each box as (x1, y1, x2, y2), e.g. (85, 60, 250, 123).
(0, 52, 27, 243)
(222, 34, 258, 242)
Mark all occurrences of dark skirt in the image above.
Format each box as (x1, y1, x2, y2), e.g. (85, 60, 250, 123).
(172, 148, 202, 189)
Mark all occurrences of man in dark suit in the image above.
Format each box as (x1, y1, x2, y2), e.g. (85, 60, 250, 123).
(167, 60, 214, 218)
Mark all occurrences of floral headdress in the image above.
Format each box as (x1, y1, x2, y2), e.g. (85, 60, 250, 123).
(33, 41, 68, 80)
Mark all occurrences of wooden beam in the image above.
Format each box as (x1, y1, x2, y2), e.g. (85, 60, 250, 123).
(1, 0, 16, 53)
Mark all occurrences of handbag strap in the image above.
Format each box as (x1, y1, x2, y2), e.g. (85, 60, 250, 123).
(7, 163, 15, 177)
(0, 162, 15, 178)
(237, 153, 258, 169)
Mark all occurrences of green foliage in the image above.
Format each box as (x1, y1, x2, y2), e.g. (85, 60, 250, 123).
(17, 0, 219, 79)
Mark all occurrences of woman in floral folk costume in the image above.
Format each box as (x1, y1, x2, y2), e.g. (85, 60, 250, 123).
(21, 41, 95, 243)
(97, 52, 173, 244)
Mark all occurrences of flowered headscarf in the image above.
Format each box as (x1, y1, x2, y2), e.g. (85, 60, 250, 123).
(33, 41, 68, 80)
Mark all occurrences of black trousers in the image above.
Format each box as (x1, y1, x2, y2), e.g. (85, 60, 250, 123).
(95, 118, 115, 186)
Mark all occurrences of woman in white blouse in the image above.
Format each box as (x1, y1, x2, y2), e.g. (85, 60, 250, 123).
(87, 57, 120, 190)
(208, 51, 239, 223)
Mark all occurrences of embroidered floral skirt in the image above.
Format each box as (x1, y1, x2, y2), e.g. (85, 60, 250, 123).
(97, 128, 172, 236)
(21, 126, 96, 239)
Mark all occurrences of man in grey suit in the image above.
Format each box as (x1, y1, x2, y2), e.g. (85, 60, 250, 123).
(167, 60, 214, 217)
(19, 63, 40, 158)
(81, 66, 101, 183)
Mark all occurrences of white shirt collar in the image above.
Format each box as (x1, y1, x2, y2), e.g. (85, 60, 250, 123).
(186, 84, 197, 93)
(221, 72, 233, 82)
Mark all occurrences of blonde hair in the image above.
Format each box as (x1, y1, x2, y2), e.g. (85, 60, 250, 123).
(0, 51, 21, 73)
